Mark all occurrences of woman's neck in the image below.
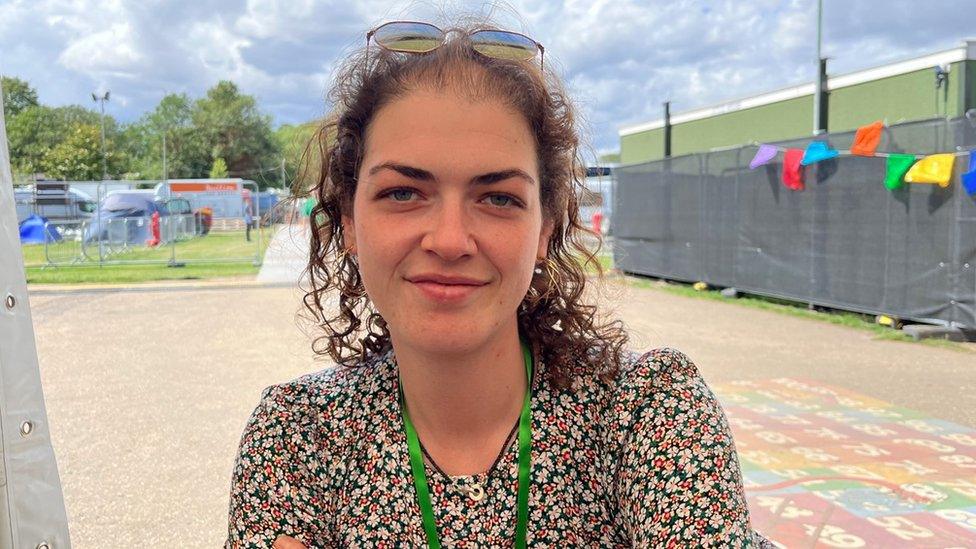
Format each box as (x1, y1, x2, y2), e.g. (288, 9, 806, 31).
(392, 324, 528, 475)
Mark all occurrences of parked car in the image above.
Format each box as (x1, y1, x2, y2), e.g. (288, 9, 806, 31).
(83, 191, 159, 245)
(84, 191, 215, 245)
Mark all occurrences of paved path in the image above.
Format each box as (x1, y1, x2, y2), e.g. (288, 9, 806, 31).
(25, 276, 976, 547)
(257, 224, 310, 286)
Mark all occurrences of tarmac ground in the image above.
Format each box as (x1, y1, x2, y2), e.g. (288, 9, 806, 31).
(24, 228, 976, 546)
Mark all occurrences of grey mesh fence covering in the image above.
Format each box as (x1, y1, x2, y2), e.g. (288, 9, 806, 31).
(614, 116, 976, 329)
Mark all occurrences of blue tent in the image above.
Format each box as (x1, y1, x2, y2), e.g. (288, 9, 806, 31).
(19, 215, 62, 244)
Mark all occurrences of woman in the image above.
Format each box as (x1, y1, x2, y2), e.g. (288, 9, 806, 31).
(227, 18, 768, 548)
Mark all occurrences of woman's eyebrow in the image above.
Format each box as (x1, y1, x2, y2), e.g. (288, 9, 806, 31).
(472, 169, 536, 186)
(368, 162, 434, 181)
(368, 162, 535, 186)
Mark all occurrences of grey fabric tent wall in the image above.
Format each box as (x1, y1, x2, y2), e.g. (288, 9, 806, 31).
(0, 82, 72, 547)
(614, 116, 976, 329)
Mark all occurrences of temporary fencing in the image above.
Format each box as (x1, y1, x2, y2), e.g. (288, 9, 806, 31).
(613, 116, 976, 329)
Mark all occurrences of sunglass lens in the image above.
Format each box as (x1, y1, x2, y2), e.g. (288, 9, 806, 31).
(373, 22, 444, 53)
(469, 30, 538, 61)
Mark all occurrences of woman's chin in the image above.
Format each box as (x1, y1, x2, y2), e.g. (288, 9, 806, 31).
(395, 324, 494, 354)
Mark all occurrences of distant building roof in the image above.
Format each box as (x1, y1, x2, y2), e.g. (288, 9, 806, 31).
(619, 39, 976, 137)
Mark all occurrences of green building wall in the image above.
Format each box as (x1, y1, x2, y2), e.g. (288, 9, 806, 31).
(620, 60, 976, 165)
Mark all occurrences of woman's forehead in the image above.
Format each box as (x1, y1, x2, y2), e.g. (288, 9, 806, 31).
(362, 89, 538, 177)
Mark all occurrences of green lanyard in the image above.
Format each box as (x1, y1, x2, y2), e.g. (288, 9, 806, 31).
(399, 341, 534, 549)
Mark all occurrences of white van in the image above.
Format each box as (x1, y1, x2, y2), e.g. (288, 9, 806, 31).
(14, 182, 97, 224)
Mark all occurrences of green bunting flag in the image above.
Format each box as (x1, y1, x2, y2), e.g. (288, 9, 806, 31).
(885, 154, 915, 190)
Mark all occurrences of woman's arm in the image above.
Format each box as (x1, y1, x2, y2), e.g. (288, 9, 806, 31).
(225, 384, 330, 548)
(617, 348, 757, 547)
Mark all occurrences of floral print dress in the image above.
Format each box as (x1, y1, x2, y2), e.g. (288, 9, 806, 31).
(225, 346, 769, 547)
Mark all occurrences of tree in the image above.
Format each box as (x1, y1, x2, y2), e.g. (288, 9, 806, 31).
(6, 104, 113, 178)
(39, 123, 127, 180)
(123, 93, 209, 179)
(209, 157, 228, 178)
(1, 76, 39, 118)
(192, 81, 279, 186)
(275, 121, 322, 191)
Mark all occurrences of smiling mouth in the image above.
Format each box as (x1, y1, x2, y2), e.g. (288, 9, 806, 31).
(409, 280, 485, 302)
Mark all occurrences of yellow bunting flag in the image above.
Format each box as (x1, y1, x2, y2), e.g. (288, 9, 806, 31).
(904, 154, 955, 188)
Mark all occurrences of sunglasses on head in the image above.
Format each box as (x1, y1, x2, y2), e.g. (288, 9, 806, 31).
(366, 21, 545, 68)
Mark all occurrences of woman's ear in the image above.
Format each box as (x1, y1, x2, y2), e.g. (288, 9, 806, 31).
(536, 218, 554, 260)
(341, 214, 357, 254)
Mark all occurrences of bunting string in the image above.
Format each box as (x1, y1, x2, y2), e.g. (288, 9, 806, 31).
(752, 142, 974, 160)
(747, 119, 976, 195)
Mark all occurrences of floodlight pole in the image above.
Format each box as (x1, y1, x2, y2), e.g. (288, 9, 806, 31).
(92, 91, 110, 180)
(162, 129, 168, 180)
(160, 91, 169, 181)
(92, 90, 110, 264)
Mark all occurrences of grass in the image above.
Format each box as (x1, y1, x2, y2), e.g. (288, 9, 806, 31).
(587, 248, 970, 352)
(22, 229, 272, 285)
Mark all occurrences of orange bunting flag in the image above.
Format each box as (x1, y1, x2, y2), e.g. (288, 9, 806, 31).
(904, 154, 955, 188)
(850, 121, 884, 156)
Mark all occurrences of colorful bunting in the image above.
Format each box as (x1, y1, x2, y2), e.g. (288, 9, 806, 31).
(749, 144, 778, 169)
(905, 153, 955, 187)
(884, 154, 915, 190)
(962, 152, 976, 196)
(801, 141, 839, 165)
(782, 149, 804, 190)
(850, 121, 884, 156)
(748, 138, 971, 194)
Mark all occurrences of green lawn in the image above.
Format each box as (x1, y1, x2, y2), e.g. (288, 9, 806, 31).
(22, 229, 273, 285)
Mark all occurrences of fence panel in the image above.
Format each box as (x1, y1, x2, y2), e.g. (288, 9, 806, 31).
(614, 116, 976, 328)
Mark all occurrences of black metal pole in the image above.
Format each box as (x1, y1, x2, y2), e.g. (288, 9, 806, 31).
(663, 100, 672, 158)
(816, 57, 829, 133)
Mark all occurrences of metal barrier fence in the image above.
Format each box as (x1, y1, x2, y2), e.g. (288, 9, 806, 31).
(36, 213, 263, 267)
(613, 116, 976, 329)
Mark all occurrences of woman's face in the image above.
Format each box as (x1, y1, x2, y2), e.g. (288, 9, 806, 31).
(342, 88, 552, 355)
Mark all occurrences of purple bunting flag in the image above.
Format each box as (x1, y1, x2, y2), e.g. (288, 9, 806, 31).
(749, 144, 778, 169)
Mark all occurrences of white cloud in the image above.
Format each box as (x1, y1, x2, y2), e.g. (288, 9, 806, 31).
(1, 0, 973, 152)
(58, 22, 145, 75)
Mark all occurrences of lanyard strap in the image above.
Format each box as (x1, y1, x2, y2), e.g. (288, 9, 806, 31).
(400, 341, 534, 549)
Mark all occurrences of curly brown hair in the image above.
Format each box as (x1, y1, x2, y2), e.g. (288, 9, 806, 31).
(298, 20, 628, 389)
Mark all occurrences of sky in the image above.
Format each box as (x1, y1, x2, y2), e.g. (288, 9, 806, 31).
(0, 0, 973, 155)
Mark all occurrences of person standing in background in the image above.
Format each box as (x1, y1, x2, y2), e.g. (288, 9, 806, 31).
(244, 202, 253, 242)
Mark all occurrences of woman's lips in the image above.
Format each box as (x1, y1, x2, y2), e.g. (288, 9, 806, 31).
(410, 280, 484, 302)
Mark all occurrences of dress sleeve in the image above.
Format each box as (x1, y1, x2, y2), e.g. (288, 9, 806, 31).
(225, 383, 331, 548)
(616, 348, 757, 547)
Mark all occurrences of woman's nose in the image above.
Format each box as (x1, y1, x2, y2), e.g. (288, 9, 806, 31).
(420, 200, 476, 261)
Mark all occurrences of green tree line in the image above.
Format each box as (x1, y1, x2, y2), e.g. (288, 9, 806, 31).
(1, 76, 320, 190)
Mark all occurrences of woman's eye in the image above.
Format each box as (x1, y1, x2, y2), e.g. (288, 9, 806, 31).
(485, 194, 519, 208)
(387, 188, 416, 202)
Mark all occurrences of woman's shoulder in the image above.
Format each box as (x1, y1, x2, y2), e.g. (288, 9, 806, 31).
(613, 346, 706, 397)
(253, 349, 396, 421)
(571, 346, 705, 401)
(579, 346, 719, 434)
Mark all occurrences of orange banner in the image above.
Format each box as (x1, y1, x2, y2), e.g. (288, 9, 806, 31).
(169, 182, 239, 192)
